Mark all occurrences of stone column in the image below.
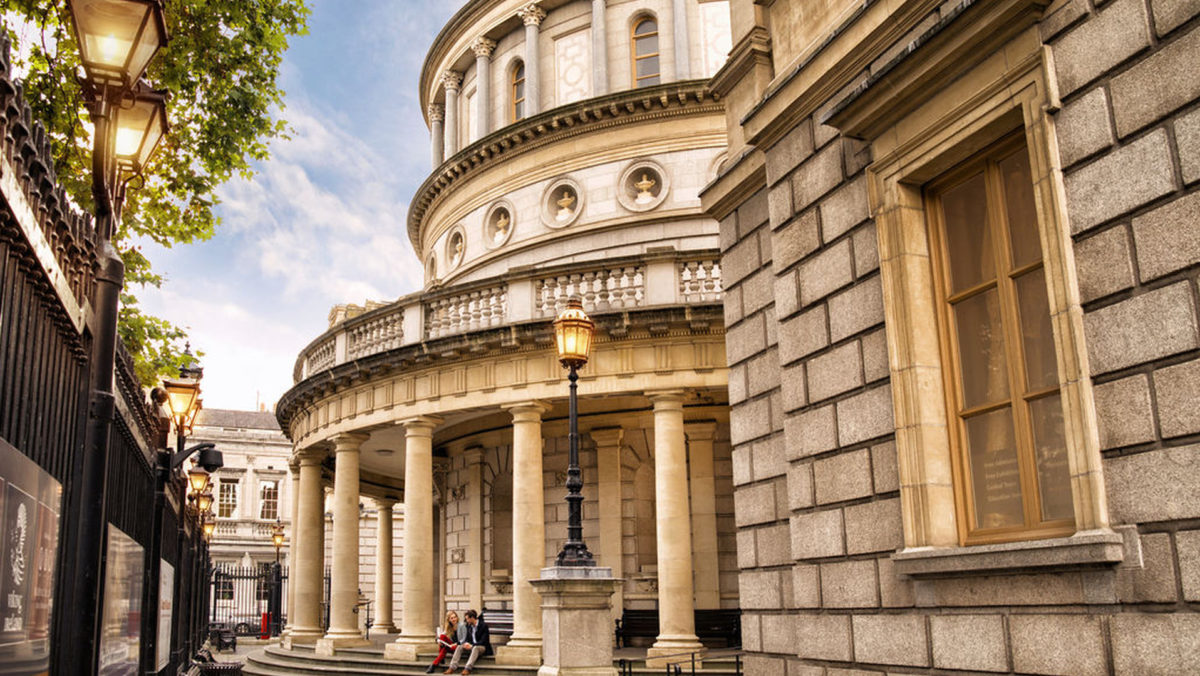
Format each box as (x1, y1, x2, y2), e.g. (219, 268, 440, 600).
(318, 433, 371, 653)
(686, 422, 720, 609)
(283, 459, 301, 636)
(374, 498, 398, 633)
(385, 416, 442, 661)
(517, 3, 546, 116)
(442, 72, 463, 157)
(471, 37, 496, 138)
(646, 391, 702, 666)
(463, 448, 486, 611)
(496, 401, 551, 666)
(592, 427, 625, 618)
(428, 103, 445, 168)
(591, 0, 607, 95)
(286, 447, 327, 644)
(672, 0, 691, 81)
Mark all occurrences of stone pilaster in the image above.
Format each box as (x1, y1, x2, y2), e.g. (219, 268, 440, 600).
(442, 72, 463, 157)
(591, 427, 625, 618)
(286, 447, 327, 644)
(471, 37, 497, 139)
(517, 3, 545, 116)
(671, 0, 691, 81)
(374, 498, 398, 633)
(646, 391, 702, 667)
(428, 103, 445, 168)
(317, 433, 371, 654)
(463, 447, 486, 611)
(591, 0, 608, 96)
(495, 401, 551, 666)
(685, 421, 720, 609)
(385, 416, 443, 661)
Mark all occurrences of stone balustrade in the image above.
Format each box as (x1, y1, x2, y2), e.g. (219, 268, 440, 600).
(293, 252, 723, 383)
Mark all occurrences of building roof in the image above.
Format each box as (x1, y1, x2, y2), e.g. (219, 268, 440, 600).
(195, 408, 281, 431)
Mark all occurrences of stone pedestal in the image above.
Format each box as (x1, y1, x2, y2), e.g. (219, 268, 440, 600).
(314, 635, 369, 656)
(531, 567, 621, 676)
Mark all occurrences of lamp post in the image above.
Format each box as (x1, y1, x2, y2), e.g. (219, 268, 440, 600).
(552, 297, 597, 566)
(269, 518, 285, 636)
(62, 1, 169, 672)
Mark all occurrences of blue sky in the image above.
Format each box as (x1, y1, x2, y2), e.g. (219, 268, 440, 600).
(137, 0, 468, 411)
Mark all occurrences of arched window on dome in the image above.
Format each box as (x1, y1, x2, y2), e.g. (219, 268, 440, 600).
(631, 17, 660, 88)
(511, 60, 526, 122)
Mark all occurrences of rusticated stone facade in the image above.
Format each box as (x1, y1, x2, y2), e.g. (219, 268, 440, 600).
(704, 0, 1200, 673)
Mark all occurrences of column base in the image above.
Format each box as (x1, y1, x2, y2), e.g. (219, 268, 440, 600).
(384, 634, 436, 661)
(496, 640, 543, 666)
(284, 628, 324, 646)
(315, 633, 370, 656)
(645, 639, 704, 669)
(371, 622, 398, 634)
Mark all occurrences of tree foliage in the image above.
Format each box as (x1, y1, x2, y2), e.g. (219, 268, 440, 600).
(3, 0, 309, 385)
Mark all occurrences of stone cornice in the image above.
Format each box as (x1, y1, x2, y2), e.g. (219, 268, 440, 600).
(408, 80, 722, 250)
(276, 303, 725, 438)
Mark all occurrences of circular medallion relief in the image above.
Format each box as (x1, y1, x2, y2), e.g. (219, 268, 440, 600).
(483, 200, 515, 249)
(540, 177, 584, 228)
(445, 225, 467, 271)
(617, 160, 669, 212)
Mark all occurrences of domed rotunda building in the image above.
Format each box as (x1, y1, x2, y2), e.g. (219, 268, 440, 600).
(276, 0, 738, 666)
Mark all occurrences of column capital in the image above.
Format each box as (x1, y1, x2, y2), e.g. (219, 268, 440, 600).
(330, 432, 370, 452)
(295, 447, 327, 466)
(400, 415, 443, 436)
(502, 400, 551, 422)
(471, 36, 498, 58)
(288, 457, 300, 472)
(684, 421, 718, 442)
(647, 389, 688, 408)
(428, 103, 444, 122)
(517, 2, 546, 26)
(442, 70, 463, 92)
(588, 427, 624, 448)
(462, 446, 486, 466)
(374, 497, 397, 510)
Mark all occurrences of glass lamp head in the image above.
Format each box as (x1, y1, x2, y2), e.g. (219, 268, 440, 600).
(186, 465, 210, 493)
(195, 489, 214, 514)
(113, 84, 168, 177)
(67, 0, 167, 90)
(552, 296, 595, 370)
(202, 514, 215, 538)
(272, 519, 285, 549)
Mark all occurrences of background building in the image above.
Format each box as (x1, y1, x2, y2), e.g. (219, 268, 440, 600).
(703, 0, 1200, 673)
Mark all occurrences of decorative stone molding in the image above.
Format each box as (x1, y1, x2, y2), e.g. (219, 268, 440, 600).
(407, 80, 720, 249)
(517, 3, 546, 26)
(470, 37, 497, 58)
(427, 103, 445, 123)
(450, 548, 467, 563)
(617, 159, 670, 212)
(442, 70, 463, 93)
(482, 199, 515, 249)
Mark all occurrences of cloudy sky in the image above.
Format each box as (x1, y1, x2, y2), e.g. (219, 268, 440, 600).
(136, 1, 468, 411)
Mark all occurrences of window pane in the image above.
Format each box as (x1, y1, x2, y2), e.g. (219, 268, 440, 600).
(635, 33, 659, 57)
(940, 172, 994, 292)
(636, 73, 660, 87)
(514, 99, 524, 120)
(1000, 149, 1042, 268)
(1029, 393, 1072, 521)
(1015, 267, 1057, 390)
(634, 19, 657, 36)
(636, 55, 660, 79)
(954, 288, 1009, 409)
(965, 407, 1023, 530)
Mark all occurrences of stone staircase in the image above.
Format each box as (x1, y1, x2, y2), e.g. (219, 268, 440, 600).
(240, 644, 743, 676)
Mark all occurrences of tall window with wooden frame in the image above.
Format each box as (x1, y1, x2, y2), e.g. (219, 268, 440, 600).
(926, 135, 1074, 545)
(631, 17, 660, 88)
(511, 60, 526, 122)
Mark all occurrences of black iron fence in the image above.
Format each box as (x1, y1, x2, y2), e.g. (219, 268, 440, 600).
(208, 564, 330, 636)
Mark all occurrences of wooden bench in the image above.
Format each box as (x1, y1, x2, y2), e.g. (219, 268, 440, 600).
(694, 608, 741, 647)
(614, 609, 659, 647)
(614, 609, 741, 648)
(482, 609, 514, 645)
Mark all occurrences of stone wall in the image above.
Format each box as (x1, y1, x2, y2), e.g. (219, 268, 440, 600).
(711, 0, 1200, 672)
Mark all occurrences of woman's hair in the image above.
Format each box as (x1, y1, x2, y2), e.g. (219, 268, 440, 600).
(444, 611, 459, 634)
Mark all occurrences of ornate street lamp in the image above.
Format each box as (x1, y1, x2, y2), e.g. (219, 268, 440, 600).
(552, 297, 596, 566)
(271, 518, 285, 565)
(64, 2, 170, 672)
(201, 513, 216, 540)
(195, 488, 214, 515)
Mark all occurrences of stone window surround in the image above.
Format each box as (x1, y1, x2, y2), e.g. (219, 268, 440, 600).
(831, 20, 1121, 574)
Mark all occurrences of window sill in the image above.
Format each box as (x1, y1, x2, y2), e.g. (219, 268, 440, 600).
(892, 529, 1126, 578)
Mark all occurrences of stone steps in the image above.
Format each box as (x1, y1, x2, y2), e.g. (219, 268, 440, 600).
(240, 645, 742, 676)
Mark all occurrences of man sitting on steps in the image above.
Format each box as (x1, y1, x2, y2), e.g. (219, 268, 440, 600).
(444, 608, 491, 675)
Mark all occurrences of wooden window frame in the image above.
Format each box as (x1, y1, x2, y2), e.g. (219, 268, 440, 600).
(631, 17, 661, 88)
(511, 60, 525, 123)
(925, 133, 1075, 546)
